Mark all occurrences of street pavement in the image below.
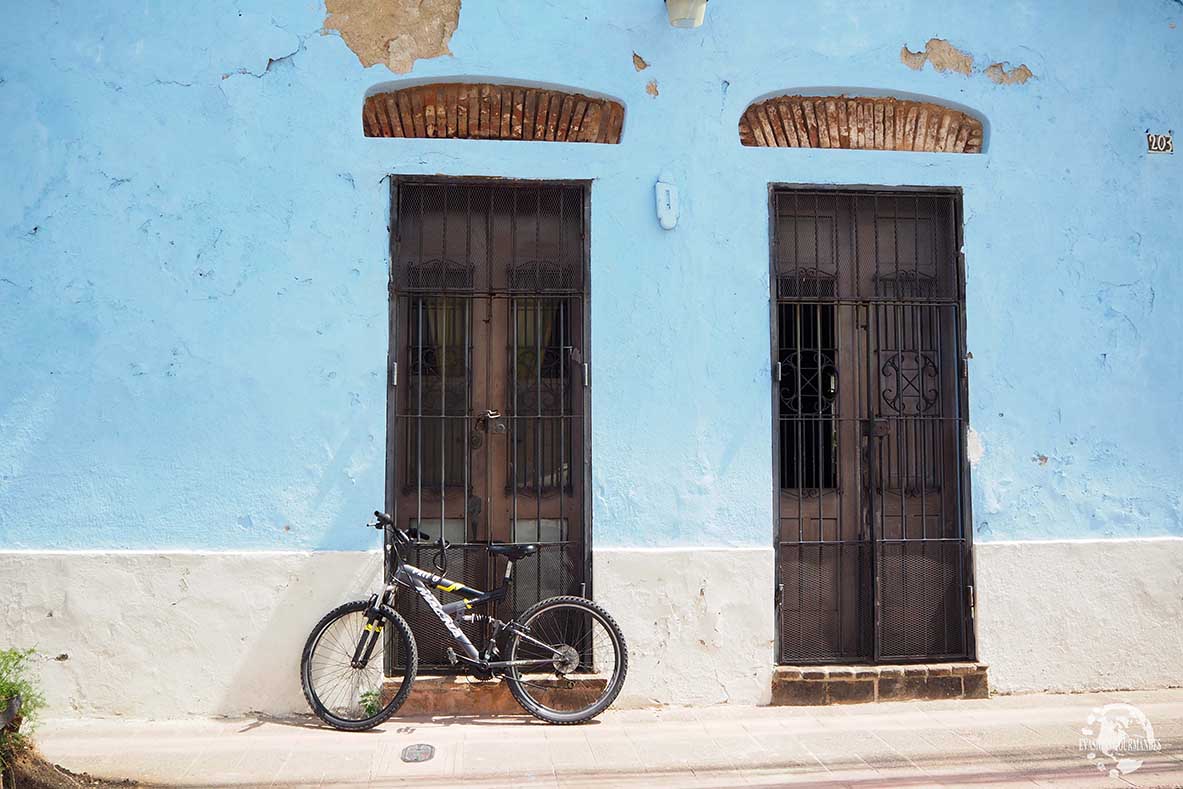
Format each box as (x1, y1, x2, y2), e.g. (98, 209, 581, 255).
(35, 688, 1183, 788)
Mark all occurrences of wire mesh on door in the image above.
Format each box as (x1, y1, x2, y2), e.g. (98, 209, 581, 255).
(773, 189, 972, 664)
(388, 181, 589, 669)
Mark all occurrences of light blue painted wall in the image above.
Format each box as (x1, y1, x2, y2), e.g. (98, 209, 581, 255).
(1, 1, 1180, 550)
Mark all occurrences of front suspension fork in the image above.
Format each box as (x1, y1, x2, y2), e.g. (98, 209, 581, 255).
(351, 589, 393, 669)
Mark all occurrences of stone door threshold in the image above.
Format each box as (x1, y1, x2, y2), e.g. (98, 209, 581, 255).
(386, 674, 608, 716)
(771, 662, 989, 705)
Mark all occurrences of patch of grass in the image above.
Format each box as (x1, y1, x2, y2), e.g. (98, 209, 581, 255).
(360, 689, 381, 717)
(0, 648, 45, 769)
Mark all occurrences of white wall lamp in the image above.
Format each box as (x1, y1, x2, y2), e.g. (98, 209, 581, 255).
(666, 0, 708, 28)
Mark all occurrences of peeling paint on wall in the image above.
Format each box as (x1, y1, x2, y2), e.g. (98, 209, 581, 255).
(646, 79, 659, 97)
(901, 38, 974, 75)
(967, 427, 985, 467)
(323, 0, 461, 74)
(986, 61, 1034, 85)
(902, 37, 1035, 85)
(633, 52, 649, 71)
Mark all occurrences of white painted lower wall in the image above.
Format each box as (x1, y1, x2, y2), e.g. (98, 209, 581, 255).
(593, 547, 775, 708)
(0, 551, 384, 718)
(1, 538, 1179, 718)
(974, 537, 1183, 694)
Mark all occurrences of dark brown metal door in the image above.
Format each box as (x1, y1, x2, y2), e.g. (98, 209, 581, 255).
(772, 189, 973, 664)
(387, 180, 590, 669)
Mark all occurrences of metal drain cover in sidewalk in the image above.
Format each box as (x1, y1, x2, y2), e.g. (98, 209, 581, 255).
(401, 743, 435, 763)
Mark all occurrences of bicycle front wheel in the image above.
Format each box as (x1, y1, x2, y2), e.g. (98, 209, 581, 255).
(300, 600, 417, 731)
(505, 596, 628, 724)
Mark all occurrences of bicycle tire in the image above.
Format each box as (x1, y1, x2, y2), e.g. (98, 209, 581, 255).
(300, 600, 417, 731)
(505, 595, 628, 724)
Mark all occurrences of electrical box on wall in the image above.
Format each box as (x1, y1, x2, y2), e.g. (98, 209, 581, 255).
(655, 181, 679, 230)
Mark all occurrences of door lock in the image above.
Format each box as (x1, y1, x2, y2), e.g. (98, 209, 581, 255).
(477, 409, 507, 434)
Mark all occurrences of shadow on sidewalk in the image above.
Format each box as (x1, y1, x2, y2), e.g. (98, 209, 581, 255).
(233, 709, 587, 734)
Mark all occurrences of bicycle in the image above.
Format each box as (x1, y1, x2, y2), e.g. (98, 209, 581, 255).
(300, 511, 628, 729)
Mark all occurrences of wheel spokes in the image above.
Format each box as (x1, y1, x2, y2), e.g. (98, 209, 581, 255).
(512, 604, 621, 714)
(309, 611, 398, 722)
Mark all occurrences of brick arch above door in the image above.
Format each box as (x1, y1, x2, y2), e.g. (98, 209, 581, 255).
(740, 94, 984, 153)
(363, 82, 625, 143)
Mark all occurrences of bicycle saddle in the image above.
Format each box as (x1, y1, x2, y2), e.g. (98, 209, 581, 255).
(487, 543, 538, 561)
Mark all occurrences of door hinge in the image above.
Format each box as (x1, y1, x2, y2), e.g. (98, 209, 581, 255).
(966, 584, 975, 612)
(583, 363, 589, 387)
(389, 361, 398, 387)
(579, 582, 587, 598)
(774, 361, 783, 382)
(777, 583, 784, 608)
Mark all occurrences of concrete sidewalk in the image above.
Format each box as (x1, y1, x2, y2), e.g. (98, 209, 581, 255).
(36, 689, 1183, 788)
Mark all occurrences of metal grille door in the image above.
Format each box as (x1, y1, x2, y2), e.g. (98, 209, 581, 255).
(387, 181, 589, 669)
(772, 189, 972, 664)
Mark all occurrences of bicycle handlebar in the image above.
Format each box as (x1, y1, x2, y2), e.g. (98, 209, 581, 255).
(372, 511, 443, 547)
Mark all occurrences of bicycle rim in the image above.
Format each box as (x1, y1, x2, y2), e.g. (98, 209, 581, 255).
(305, 607, 394, 724)
(508, 601, 623, 718)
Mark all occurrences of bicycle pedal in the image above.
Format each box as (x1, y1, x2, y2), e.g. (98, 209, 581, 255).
(445, 647, 458, 665)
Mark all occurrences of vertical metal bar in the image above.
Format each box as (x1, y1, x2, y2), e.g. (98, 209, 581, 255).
(558, 188, 566, 547)
(535, 296, 543, 540)
(952, 195, 970, 596)
(872, 194, 882, 297)
(440, 188, 449, 541)
(830, 197, 843, 654)
(848, 194, 862, 658)
(893, 297, 906, 655)
(510, 190, 519, 543)
(463, 297, 470, 542)
(813, 195, 823, 501)
(875, 335, 886, 659)
(511, 297, 519, 536)
(927, 197, 948, 654)
(580, 184, 591, 599)
(953, 298, 969, 653)
(773, 280, 783, 655)
(559, 298, 567, 540)
(421, 299, 430, 539)
(916, 303, 926, 542)
(416, 187, 426, 536)
(535, 191, 544, 548)
(536, 186, 543, 294)
(384, 180, 400, 676)
(463, 189, 471, 542)
(936, 307, 951, 656)
(870, 195, 882, 661)
(815, 307, 825, 623)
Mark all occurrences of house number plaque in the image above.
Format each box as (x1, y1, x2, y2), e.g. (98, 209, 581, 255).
(1146, 131, 1174, 154)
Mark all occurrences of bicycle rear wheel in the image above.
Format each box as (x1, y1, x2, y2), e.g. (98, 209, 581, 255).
(504, 596, 628, 724)
(300, 600, 417, 730)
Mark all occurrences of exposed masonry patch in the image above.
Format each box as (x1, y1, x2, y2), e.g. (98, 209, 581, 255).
(740, 94, 983, 153)
(363, 83, 625, 143)
(901, 38, 974, 75)
(902, 37, 1034, 85)
(324, 0, 461, 74)
(986, 62, 1034, 85)
(646, 80, 659, 97)
(633, 52, 649, 71)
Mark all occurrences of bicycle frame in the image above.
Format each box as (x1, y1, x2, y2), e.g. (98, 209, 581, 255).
(373, 544, 567, 672)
